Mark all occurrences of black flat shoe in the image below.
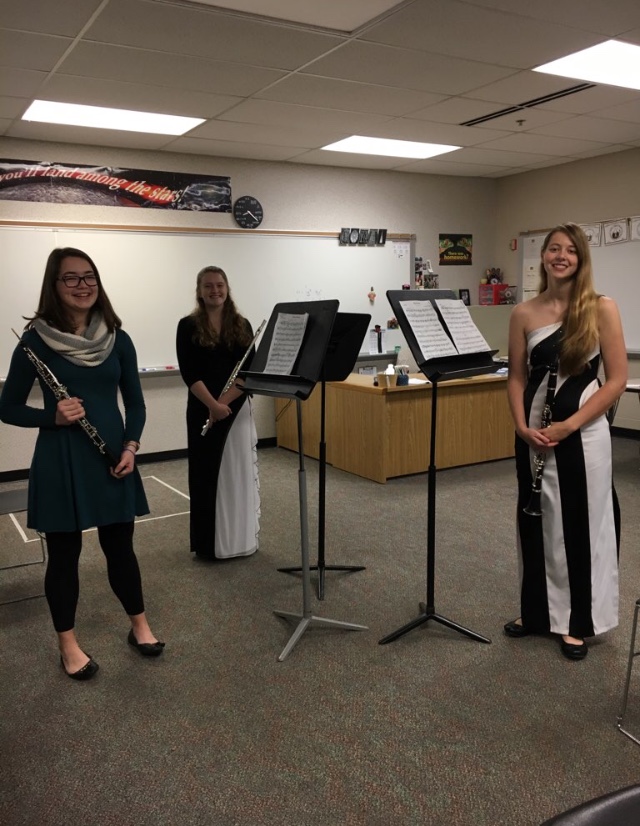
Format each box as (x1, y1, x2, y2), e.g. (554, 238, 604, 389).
(60, 654, 99, 681)
(560, 637, 588, 660)
(504, 619, 530, 638)
(127, 628, 165, 657)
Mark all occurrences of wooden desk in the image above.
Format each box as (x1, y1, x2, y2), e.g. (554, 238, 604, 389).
(275, 373, 515, 483)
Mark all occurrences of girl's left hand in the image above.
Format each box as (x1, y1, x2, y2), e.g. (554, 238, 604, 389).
(111, 449, 135, 478)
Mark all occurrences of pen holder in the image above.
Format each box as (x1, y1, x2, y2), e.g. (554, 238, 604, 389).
(396, 374, 409, 386)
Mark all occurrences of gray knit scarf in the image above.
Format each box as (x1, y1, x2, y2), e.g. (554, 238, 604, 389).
(33, 313, 116, 367)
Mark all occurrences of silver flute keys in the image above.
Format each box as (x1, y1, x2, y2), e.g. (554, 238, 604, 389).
(201, 319, 266, 436)
(523, 359, 559, 517)
(11, 329, 119, 467)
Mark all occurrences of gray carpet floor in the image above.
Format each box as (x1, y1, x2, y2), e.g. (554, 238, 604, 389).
(1, 437, 639, 826)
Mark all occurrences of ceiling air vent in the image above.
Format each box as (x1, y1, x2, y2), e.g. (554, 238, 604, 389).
(460, 83, 596, 126)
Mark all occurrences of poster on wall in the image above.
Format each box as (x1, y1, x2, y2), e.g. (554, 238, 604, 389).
(439, 233, 472, 265)
(0, 158, 231, 212)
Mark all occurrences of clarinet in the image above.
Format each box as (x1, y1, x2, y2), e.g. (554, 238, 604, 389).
(523, 359, 559, 516)
(12, 328, 120, 467)
(201, 319, 266, 436)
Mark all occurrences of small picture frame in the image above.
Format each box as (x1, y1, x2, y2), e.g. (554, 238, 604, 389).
(459, 288, 471, 306)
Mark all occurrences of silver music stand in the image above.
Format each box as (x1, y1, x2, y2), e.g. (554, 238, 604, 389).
(241, 300, 368, 661)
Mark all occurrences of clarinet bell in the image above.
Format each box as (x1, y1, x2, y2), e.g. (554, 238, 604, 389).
(523, 494, 542, 517)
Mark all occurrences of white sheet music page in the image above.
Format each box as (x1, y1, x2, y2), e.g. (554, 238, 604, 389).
(435, 299, 491, 354)
(264, 312, 309, 374)
(399, 300, 458, 360)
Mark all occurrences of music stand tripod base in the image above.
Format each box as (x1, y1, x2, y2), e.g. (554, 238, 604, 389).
(274, 611, 368, 662)
(379, 604, 491, 645)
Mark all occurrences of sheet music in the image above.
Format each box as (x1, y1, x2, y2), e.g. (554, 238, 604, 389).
(399, 300, 458, 361)
(264, 312, 309, 374)
(435, 299, 491, 354)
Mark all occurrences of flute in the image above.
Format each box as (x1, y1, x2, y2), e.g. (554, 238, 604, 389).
(523, 359, 559, 517)
(201, 319, 266, 436)
(11, 328, 120, 467)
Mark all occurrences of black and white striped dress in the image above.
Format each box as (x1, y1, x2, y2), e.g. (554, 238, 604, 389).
(515, 323, 620, 638)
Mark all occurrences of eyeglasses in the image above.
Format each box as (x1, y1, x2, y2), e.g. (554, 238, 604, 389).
(58, 274, 98, 288)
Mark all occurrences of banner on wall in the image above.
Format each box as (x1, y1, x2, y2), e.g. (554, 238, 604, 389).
(0, 158, 231, 212)
(439, 233, 473, 265)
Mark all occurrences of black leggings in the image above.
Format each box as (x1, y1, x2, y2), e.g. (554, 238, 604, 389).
(44, 521, 145, 633)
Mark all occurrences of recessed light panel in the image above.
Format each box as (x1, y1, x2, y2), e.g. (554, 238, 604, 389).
(534, 40, 640, 91)
(321, 136, 460, 159)
(22, 100, 205, 135)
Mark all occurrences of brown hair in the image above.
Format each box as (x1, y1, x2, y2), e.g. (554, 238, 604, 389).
(538, 223, 599, 375)
(190, 265, 251, 348)
(25, 247, 121, 333)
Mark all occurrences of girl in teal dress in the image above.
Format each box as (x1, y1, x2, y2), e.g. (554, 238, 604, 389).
(0, 247, 164, 680)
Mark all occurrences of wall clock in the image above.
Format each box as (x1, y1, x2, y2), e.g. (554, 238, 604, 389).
(233, 195, 263, 229)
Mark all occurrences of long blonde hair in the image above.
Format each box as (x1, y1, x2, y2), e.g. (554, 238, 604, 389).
(190, 266, 251, 349)
(539, 223, 599, 375)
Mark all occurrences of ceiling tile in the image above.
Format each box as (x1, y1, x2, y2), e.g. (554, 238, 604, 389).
(288, 149, 404, 169)
(187, 119, 345, 148)
(462, 0, 640, 37)
(217, 99, 393, 131)
(478, 132, 611, 155)
(535, 85, 640, 114)
(0, 30, 73, 73)
(530, 116, 640, 143)
(366, 118, 510, 146)
(59, 42, 286, 97)
(394, 158, 512, 175)
(409, 97, 508, 124)
(473, 109, 573, 132)
(165, 136, 305, 161)
(40, 74, 242, 118)
(0, 68, 48, 98)
(255, 75, 445, 116)
(0, 118, 13, 136)
(361, 0, 601, 69)
(465, 71, 587, 106)
(303, 41, 516, 96)
(85, 0, 344, 70)
(5, 120, 171, 150)
(182, 0, 404, 30)
(0, 0, 105, 37)
(0, 97, 29, 120)
(579, 99, 640, 125)
(444, 146, 556, 166)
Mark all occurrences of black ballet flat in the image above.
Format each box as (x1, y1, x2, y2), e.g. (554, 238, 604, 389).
(60, 653, 99, 681)
(504, 619, 530, 638)
(127, 629, 165, 657)
(560, 637, 588, 660)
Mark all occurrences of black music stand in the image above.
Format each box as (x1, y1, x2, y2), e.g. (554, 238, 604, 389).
(241, 300, 368, 661)
(278, 312, 371, 599)
(379, 290, 496, 646)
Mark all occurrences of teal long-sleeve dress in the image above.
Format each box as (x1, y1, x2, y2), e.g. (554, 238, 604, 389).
(0, 328, 149, 533)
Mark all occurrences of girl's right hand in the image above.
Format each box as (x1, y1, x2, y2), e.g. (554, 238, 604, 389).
(207, 401, 232, 428)
(517, 425, 556, 451)
(55, 397, 85, 426)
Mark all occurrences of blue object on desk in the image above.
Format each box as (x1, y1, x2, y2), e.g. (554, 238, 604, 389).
(396, 374, 409, 386)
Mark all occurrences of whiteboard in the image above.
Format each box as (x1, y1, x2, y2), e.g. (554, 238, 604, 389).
(518, 230, 640, 352)
(0, 225, 413, 374)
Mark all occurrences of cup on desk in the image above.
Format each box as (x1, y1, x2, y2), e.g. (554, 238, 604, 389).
(396, 374, 409, 386)
(378, 372, 397, 387)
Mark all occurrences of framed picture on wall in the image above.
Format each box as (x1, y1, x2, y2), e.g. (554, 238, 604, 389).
(459, 288, 471, 306)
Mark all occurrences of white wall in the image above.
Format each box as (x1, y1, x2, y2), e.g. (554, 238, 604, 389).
(0, 136, 499, 473)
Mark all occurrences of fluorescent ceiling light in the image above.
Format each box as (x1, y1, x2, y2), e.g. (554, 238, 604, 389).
(321, 135, 460, 159)
(533, 40, 640, 90)
(22, 100, 205, 135)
